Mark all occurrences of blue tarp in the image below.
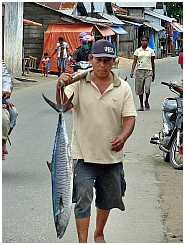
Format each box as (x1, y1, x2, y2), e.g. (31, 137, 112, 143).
(148, 33, 156, 52)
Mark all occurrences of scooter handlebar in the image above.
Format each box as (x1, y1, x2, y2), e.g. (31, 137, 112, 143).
(161, 82, 169, 86)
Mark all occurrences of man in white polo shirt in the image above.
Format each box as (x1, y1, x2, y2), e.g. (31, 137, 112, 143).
(56, 39, 137, 243)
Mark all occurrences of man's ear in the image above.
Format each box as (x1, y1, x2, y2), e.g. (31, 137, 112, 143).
(88, 54, 93, 63)
(113, 58, 116, 64)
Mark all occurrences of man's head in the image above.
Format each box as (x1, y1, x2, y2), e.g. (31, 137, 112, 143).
(91, 39, 116, 58)
(58, 37, 64, 44)
(81, 35, 94, 50)
(89, 39, 116, 78)
(78, 32, 87, 41)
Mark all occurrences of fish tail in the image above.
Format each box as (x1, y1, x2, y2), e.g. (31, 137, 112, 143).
(42, 93, 74, 113)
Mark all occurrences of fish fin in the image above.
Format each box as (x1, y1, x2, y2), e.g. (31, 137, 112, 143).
(59, 197, 64, 211)
(42, 93, 74, 113)
(46, 161, 52, 172)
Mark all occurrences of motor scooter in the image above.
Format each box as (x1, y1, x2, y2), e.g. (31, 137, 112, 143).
(69, 61, 92, 73)
(150, 81, 183, 170)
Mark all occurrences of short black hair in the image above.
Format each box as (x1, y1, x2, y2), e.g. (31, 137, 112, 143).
(140, 35, 149, 42)
(59, 37, 64, 42)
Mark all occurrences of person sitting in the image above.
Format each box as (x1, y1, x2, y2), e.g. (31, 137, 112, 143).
(71, 35, 94, 63)
(2, 61, 18, 160)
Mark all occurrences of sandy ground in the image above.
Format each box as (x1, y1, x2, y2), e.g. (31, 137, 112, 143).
(12, 57, 183, 243)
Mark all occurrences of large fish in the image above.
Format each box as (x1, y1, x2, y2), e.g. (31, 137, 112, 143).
(42, 93, 74, 239)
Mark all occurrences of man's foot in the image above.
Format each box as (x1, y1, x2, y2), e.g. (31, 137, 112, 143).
(138, 106, 144, 111)
(145, 101, 150, 110)
(2, 148, 8, 160)
(94, 233, 106, 243)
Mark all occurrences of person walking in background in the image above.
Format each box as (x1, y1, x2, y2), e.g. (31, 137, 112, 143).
(51, 37, 70, 77)
(56, 39, 137, 243)
(178, 47, 183, 69)
(130, 35, 155, 111)
(42, 52, 50, 77)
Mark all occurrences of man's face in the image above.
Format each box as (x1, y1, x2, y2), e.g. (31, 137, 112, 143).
(89, 55, 115, 78)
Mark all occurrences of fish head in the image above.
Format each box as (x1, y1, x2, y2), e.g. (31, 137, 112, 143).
(55, 212, 69, 239)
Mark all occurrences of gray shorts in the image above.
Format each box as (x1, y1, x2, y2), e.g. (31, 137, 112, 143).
(72, 159, 126, 219)
(135, 69, 153, 95)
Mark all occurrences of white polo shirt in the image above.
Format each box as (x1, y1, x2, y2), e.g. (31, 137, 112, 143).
(65, 71, 137, 164)
(134, 47, 155, 70)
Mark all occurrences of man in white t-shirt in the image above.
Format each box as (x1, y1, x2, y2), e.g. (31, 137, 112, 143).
(51, 37, 70, 77)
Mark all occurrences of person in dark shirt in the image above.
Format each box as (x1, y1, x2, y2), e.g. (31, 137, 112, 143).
(72, 35, 94, 63)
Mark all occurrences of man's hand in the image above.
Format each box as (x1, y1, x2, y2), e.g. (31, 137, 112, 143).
(152, 74, 155, 82)
(110, 135, 126, 152)
(130, 72, 134, 78)
(6, 101, 14, 110)
(57, 73, 74, 89)
(2, 91, 11, 99)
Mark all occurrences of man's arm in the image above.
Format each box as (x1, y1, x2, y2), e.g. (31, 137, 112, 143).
(130, 55, 138, 78)
(56, 73, 74, 112)
(151, 56, 155, 81)
(2, 61, 13, 98)
(110, 116, 136, 152)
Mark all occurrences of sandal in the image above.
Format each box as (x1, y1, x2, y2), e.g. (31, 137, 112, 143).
(2, 148, 8, 160)
(145, 101, 150, 111)
(138, 106, 144, 111)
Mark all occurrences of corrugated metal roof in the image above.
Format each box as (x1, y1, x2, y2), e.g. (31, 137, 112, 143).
(116, 14, 147, 23)
(74, 16, 112, 27)
(112, 3, 128, 14)
(23, 18, 42, 26)
(95, 25, 115, 37)
(143, 21, 164, 31)
(60, 2, 76, 9)
(59, 9, 73, 16)
(110, 26, 127, 34)
(36, 2, 62, 10)
(121, 20, 143, 27)
(172, 22, 183, 32)
(100, 13, 124, 25)
(144, 10, 176, 22)
(115, 2, 156, 8)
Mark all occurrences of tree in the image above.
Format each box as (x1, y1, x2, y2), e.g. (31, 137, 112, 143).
(164, 2, 183, 23)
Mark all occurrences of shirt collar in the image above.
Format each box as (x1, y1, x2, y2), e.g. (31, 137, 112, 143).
(85, 70, 121, 87)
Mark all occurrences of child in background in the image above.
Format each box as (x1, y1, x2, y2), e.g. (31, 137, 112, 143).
(42, 53, 50, 76)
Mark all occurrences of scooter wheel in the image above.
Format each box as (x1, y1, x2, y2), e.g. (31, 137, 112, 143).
(170, 133, 183, 170)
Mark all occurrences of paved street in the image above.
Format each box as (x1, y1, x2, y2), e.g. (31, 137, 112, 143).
(2, 56, 183, 243)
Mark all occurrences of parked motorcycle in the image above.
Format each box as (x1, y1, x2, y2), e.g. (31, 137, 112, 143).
(150, 81, 183, 170)
(69, 61, 92, 73)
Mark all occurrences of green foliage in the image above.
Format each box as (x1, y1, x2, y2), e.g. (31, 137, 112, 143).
(164, 2, 183, 21)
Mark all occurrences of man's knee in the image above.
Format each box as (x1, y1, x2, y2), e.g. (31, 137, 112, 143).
(2, 107, 10, 140)
(9, 106, 18, 128)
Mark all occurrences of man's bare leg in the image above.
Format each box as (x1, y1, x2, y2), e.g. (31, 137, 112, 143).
(76, 217, 90, 243)
(94, 208, 110, 243)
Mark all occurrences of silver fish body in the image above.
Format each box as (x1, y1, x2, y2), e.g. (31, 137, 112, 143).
(43, 93, 74, 239)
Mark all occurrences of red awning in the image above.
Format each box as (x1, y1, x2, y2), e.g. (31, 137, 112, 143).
(95, 25, 115, 37)
(23, 19, 42, 26)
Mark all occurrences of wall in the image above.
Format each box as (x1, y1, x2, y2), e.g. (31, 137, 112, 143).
(119, 24, 137, 56)
(3, 2, 23, 76)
